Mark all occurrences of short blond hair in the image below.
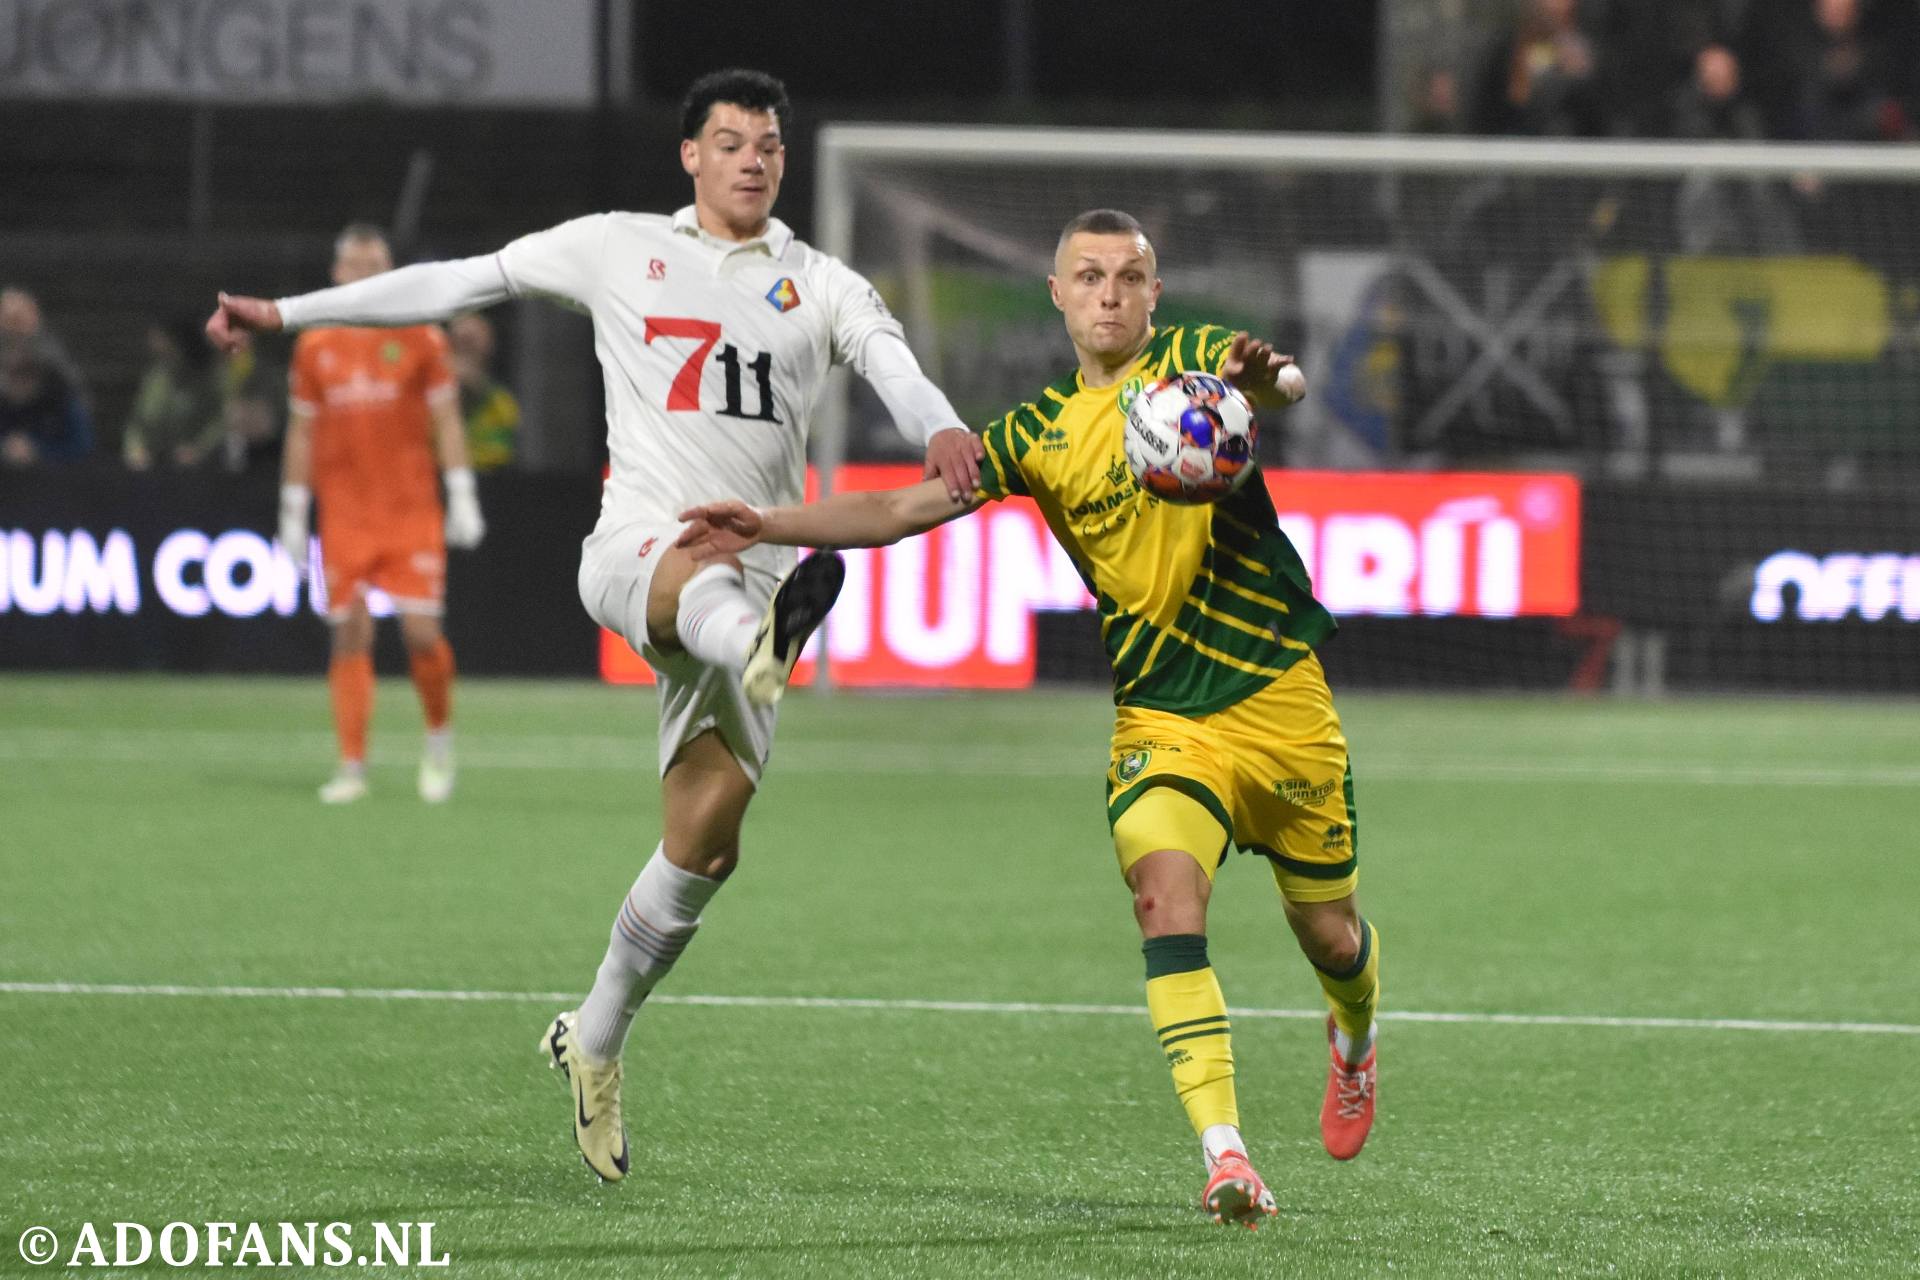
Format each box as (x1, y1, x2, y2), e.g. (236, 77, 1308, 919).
(1056, 208, 1148, 254)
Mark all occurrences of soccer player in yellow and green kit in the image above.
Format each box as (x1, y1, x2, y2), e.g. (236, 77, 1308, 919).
(675, 209, 1379, 1230)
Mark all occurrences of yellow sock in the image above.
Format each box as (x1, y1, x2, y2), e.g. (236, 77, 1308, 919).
(1143, 934, 1238, 1136)
(1313, 918, 1380, 1047)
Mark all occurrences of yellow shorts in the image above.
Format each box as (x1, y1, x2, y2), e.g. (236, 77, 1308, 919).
(1106, 652, 1359, 903)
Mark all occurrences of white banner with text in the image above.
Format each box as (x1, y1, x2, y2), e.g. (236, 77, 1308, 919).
(0, 0, 596, 104)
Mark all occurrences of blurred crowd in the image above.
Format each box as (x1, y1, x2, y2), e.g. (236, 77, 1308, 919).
(9, 4, 1914, 475)
(0, 285, 521, 473)
(1416, 0, 1919, 142)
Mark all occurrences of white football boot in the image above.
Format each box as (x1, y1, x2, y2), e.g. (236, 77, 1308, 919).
(741, 551, 845, 707)
(417, 742, 455, 804)
(318, 766, 368, 805)
(539, 1010, 630, 1183)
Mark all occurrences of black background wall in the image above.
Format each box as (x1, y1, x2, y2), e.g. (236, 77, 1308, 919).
(4, 469, 1916, 690)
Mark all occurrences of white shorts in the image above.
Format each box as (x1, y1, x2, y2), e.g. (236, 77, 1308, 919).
(576, 519, 787, 785)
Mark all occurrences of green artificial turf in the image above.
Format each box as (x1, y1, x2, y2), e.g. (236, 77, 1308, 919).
(2, 676, 1915, 1278)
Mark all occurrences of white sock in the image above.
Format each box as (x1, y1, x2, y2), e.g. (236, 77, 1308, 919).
(335, 760, 365, 780)
(1331, 1020, 1377, 1068)
(674, 563, 759, 672)
(1202, 1123, 1246, 1166)
(574, 844, 724, 1062)
(424, 728, 452, 765)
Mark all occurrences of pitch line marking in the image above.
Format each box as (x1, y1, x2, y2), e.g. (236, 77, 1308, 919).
(0, 982, 1913, 1037)
(1, 729, 1916, 787)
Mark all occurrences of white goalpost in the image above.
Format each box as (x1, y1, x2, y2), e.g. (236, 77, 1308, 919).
(812, 125, 1920, 693)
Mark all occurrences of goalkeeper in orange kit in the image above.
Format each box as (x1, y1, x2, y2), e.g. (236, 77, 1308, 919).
(278, 223, 487, 804)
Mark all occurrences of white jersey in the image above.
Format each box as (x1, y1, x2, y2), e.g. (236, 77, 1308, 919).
(496, 208, 902, 543)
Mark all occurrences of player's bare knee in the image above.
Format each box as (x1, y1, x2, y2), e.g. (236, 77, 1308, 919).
(691, 845, 739, 881)
(330, 614, 373, 655)
(1134, 893, 1204, 937)
(1131, 887, 1181, 932)
(662, 833, 739, 881)
(399, 615, 442, 653)
(1126, 850, 1208, 935)
(1286, 897, 1363, 971)
(1308, 925, 1362, 973)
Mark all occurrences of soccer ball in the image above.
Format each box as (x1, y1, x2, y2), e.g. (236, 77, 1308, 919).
(1123, 372, 1258, 504)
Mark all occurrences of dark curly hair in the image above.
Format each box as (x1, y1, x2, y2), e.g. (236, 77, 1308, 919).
(680, 68, 792, 140)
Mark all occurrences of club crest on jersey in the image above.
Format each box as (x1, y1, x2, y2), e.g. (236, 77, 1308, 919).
(766, 278, 801, 313)
(1116, 749, 1150, 783)
(381, 340, 403, 364)
(648, 258, 666, 280)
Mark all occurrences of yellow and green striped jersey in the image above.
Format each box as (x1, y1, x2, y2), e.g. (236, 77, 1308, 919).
(974, 324, 1335, 718)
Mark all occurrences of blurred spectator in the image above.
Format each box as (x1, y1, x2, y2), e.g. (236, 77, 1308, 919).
(1411, 67, 1465, 134)
(122, 318, 222, 470)
(207, 346, 285, 474)
(0, 336, 93, 466)
(1672, 44, 1767, 140)
(1600, 0, 1740, 137)
(1742, 0, 1911, 141)
(1, 285, 88, 401)
(1470, 0, 1603, 136)
(448, 312, 521, 471)
(1671, 43, 1804, 250)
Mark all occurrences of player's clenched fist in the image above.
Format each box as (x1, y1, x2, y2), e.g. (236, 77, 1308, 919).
(205, 292, 283, 353)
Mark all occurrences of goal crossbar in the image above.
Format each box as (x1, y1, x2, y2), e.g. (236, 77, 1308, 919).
(819, 125, 1920, 182)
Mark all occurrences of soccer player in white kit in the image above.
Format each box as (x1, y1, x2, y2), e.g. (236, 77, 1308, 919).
(206, 69, 980, 1183)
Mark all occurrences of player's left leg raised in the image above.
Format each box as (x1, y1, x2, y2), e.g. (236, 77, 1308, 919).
(642, 541, 846, 707)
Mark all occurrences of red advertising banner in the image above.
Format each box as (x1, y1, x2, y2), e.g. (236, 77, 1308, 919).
(600, 466, 1581, 686)
(1273, 470, 1581, 620)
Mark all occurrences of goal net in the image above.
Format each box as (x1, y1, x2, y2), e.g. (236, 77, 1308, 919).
(813, 127, 1920, 695)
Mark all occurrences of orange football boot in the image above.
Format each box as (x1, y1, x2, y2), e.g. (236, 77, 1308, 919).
(1320, 1015, 1377, 1160)
(1202, 1149, 1278, 1229)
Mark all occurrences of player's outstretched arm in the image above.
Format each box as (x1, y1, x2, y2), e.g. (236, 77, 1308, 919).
(854, 330, 984, 502)
(677, 479, 974, 557)
(207, 256, 514, 352)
